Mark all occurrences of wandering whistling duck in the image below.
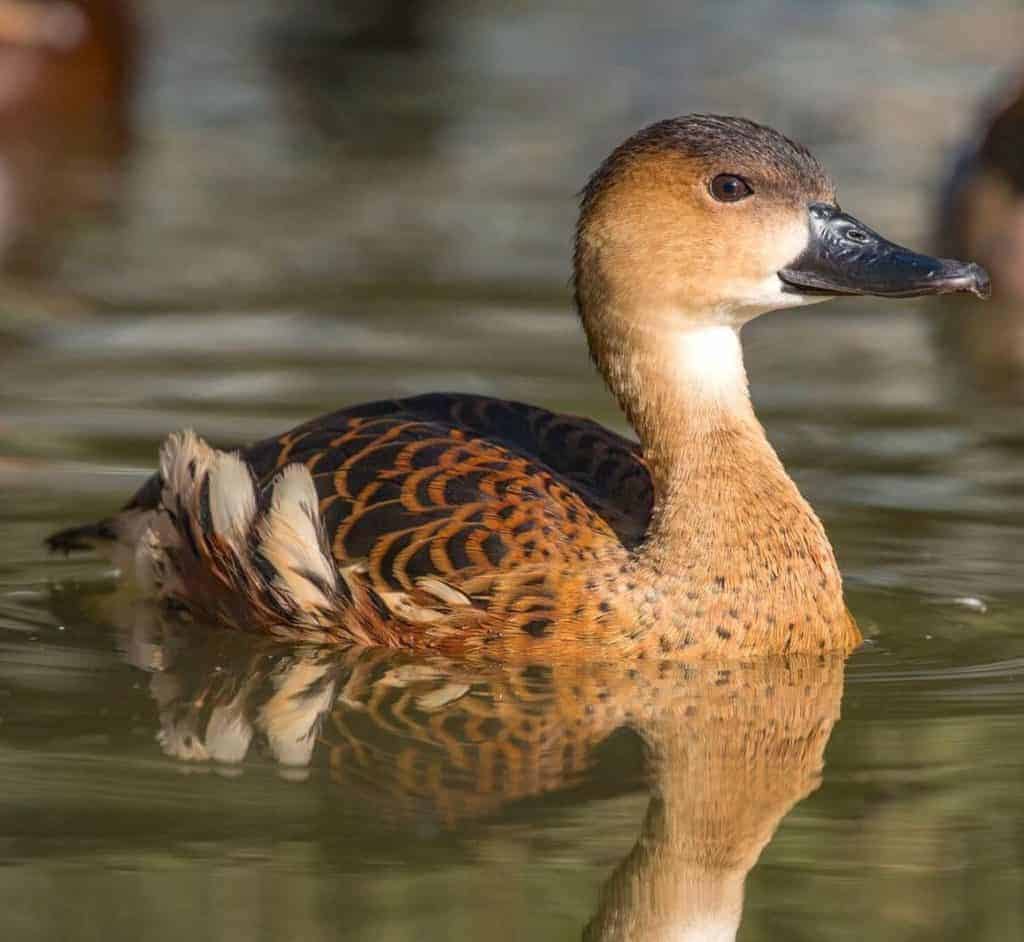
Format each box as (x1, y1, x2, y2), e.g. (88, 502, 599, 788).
(47, 115, 990, 658)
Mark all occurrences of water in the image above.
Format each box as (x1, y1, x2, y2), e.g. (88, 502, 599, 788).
(4, 0, 1024, 938)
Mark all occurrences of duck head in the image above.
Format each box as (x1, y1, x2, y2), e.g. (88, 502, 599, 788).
(574, 114, 989, 337)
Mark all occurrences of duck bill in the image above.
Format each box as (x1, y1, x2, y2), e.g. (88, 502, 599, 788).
(779, 203, 991, 300)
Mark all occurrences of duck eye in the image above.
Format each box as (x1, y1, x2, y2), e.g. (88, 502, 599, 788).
(710, 174, 753, 202)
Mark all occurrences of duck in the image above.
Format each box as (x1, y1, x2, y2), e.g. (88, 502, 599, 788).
(940, 69, 1024, 302)
(46, 114, 990, 658)
(125, 617, 844, 940)
(935, 69, 1024, 397)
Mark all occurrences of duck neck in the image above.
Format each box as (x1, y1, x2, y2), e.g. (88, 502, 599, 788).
(576, 287, 857, 650)
(591, 315, 793, 562)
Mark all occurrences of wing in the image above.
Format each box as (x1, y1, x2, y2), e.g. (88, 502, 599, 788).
(239, 393, 653, 594)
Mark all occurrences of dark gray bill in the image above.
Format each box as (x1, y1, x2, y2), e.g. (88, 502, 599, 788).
(779, 203, 991, 300)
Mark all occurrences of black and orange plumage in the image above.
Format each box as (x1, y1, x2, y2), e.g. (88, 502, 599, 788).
(50, 393, 659, 653)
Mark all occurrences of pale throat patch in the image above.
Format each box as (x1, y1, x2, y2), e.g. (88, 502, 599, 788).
(658, 912, 741, 942)
(672, 325, 749, 404)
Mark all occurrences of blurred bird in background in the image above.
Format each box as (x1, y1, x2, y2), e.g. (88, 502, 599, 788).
(0, 0, 135, 281)
(938, 67, 1024, 396)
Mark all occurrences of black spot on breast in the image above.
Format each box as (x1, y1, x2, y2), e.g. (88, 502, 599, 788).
(482, 532, 508, 567)
(716, 626, 732, 640)
(478, 717, 503, 739)
(516, 485, 547, 504)
(440, 712, 468, 741)
(522, 664, 552, 686)
(523, 618, 552, 638)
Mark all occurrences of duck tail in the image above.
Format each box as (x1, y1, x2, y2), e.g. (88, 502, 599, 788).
(135, 430, 395, 645)
(47, 431, 482, 646)
(46, 518, 120, 554)
(46, 498, 159, 572)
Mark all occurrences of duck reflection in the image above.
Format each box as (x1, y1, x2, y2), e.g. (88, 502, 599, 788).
(123, 616, 844, 941)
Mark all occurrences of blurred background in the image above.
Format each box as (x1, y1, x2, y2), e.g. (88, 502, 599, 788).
(4, 1, 1024, 939)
